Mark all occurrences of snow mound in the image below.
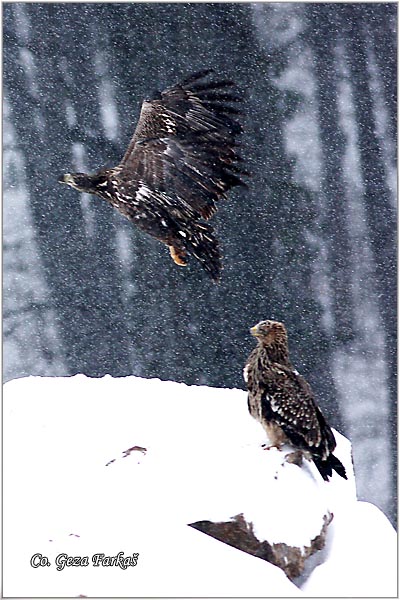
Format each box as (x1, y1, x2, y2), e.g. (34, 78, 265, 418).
(3, 375, 397, 597)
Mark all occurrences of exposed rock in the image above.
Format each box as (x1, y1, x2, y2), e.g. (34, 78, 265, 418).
(190, 511, 333, 580)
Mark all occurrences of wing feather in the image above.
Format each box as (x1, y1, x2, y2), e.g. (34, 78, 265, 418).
(179, 68, 215, 86)
(247, 353, 334, 452)
(263, 368, 325, 446)
(117, 71, 246, 220)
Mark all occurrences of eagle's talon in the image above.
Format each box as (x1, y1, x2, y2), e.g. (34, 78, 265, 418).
(169, 245, 188, 267)
(262, 443, 280, 451)
(284, 450, 305, 467)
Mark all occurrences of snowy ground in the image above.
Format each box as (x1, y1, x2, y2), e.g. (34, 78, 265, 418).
(3, 375, 397, 597)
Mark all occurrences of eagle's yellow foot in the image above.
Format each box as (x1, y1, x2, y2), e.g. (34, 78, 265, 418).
(169, 245, 187, 267)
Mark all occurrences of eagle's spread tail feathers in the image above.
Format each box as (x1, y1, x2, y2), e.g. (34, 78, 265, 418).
(182, 221, 222, 282)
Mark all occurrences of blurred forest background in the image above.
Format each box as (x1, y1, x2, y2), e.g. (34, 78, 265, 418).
(3, 3, 397, 525)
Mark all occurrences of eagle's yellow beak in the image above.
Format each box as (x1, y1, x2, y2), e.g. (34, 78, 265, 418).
(58, 173, 74, 185)
(250, 325, 260, 337)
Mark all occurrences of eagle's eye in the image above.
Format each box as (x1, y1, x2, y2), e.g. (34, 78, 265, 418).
(260, 320, 273, 332)
(250, 320, 286, 340)
(251, 320, 273, 338)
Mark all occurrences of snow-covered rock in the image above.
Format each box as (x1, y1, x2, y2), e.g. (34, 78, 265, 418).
(3, 375, 397, 597)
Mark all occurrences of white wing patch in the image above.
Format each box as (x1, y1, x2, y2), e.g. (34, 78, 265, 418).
(163, 142, 175, 157)
(136, 183, 152, 201)
(162, 114, 176, 133)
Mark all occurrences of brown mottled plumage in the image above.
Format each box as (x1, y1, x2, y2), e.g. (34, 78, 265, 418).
(244, 320, 347, 481)
(58, 69, 246, 281)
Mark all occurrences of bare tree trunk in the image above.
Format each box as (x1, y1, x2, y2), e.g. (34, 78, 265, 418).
(340, 4, 397, 524)
(3, 4, 133, 376)
(308, 4, 355, 346)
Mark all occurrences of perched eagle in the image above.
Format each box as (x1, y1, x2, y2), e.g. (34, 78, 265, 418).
(59, 69, 246, 281)
(244, 320, 347, 481)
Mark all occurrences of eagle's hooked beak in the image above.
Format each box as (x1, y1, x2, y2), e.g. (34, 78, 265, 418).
(250, 325, 260, 337)
(58, 173, 74, 186)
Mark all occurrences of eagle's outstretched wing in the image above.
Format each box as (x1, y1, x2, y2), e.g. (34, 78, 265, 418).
(118, 69, 246, 221)
(59, 70, 246, 280)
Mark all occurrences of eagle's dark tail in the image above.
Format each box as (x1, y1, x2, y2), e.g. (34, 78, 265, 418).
(184, 221, 222, 282)
(313, 453, 347, 482)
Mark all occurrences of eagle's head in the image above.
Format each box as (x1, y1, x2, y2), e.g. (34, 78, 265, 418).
(250, 320, 288, 352)
(58, 172, 96, 193)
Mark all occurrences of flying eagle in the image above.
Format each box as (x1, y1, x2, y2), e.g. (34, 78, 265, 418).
(58, 69, 246, 281)
(244, 320, 347, 481)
